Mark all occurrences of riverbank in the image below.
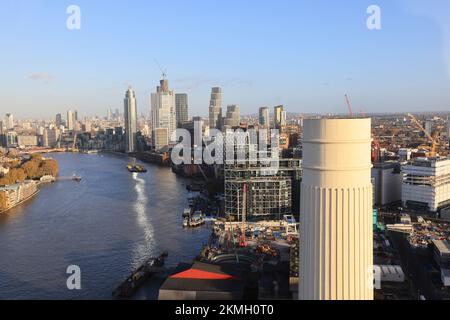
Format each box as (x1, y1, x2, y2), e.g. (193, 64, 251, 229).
(0, 189, 40, 214)
(0, 152, 210, 299)
(0, 181, 40, 214)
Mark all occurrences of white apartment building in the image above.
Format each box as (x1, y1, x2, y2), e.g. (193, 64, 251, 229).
(67, 110, 74, 131)
(402, 157, 450, 212)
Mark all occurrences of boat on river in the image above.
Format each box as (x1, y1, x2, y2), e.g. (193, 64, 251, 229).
(112, 251, 168, 299)
(127, 164, 147, 173)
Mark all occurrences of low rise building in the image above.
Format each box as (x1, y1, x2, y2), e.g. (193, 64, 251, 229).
(17, 135, 38, 147)
(376, 265, 405, 283)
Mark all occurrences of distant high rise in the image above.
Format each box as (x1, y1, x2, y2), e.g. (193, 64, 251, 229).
(209, 87, 223, 130)
(5, 131, 17, 147)
(151, 79, 176, 149)
(425, 120, 433, 136)
(223, 105, 240, 128)
(300, 118, 373, 300)
(43, 128, 60, 148)
(274, 105, 283, 129)
(74, 110, 78, 122)
(5, 113, 14, 130)
(83, 117, 92, 132)
(259, 107, 270, 128)
(55, 113, 62, 127)
(281, 110, 287, 127)
(67, 110, 74, 131)
(124, 87, 138, 153)
(175, 93, 189, 127)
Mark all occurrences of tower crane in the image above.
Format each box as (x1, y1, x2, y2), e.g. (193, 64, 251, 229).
(153, 59, 167, 80)
(407, 113, 439, 157)
(372, 135, 382, 163)
(344, 94, 353, 117)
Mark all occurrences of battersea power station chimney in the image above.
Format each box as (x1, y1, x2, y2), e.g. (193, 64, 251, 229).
(299, 118, 374, 300)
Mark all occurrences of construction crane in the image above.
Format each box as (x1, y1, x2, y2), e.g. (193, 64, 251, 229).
(407, 113, 439, 157)
(153, 59, 167, 80)
(344, 94, 353, 117)
(372, 135, 382, 163)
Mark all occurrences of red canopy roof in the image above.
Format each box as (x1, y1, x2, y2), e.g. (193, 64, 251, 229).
(170, 268, 240, 281)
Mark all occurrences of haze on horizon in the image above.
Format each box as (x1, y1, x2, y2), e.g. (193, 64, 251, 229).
(1, 0, 450, 118)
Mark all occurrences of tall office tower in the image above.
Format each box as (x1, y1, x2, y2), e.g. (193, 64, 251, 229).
(273, 106, 284, 129)
(5, 113, 14, 129)
(74, 110, 78, 122)
(43, 128, 60, 148)
(299, 118, 373, 300)
(124, 87, 138, 153)
(175, 93, 189, 127)
(281, 110, 287, 127)
(83, 117, 92, 132)
(107, 108, 112, 120)
(259, 107, 270, 128)
(55, 113, 62, 127)
(223, 105, 240, 128)
(67, 110, 74, 131)
(151, 79, 176, 149)
(209, 87, 223, 130)
(274, 105, 284, 129)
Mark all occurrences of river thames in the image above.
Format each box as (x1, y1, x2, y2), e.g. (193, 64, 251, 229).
(0, 152, 210, 299)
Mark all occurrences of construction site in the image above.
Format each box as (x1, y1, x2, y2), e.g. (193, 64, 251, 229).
(158, 216, 300, 300)
(224, 158, 301, 222)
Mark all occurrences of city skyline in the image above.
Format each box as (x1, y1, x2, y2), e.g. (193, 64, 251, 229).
(1, 0, 450, 118)
(4, 0, 450, 305)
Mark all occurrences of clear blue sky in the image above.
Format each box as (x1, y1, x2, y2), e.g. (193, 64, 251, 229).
(1, 0, 450, 118)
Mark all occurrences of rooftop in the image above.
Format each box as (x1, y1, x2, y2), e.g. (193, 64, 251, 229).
(433, 240, 450, 255)
(406, 157, 450, 167)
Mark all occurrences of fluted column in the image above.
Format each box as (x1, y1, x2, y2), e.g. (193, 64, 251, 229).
(299, 118, 373, 300)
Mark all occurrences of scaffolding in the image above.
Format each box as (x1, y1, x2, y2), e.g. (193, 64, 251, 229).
(225, 158, 301, 221)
